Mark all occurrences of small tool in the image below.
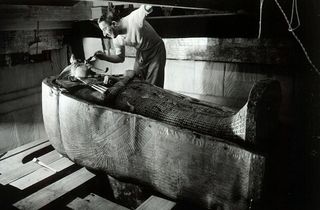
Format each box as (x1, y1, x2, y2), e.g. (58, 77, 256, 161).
(32, 158, 57, 173)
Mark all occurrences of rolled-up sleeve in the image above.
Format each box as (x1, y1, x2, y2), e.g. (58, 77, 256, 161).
(130, 5, 153, 27)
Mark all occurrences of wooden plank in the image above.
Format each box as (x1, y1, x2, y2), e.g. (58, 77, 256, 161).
(0, 20, 72, 31)
(13, 167, 95, 210)
(97, 0, 253, 11)
(0, 30, 65, 54)
(0, 139, 48, 161)
(67, 193, 129, 210)
(0, 61, 53, 95)
(0, 87, 41, 103)
(0, 92, 41, 114)
(10, 157, 74, 190)
(124, 37, 293, 65)
(0, 141, 51, 171)
(147, 14, 259, 38)
(136, 196, 176, 210)
(163, 38, 293, 65)
(85, 36, 293, 65)
(91, 1, 141, 8)
(0, 150, 61, 185)
(0, 2, 92, 21)
(91, 7, 107, 19)
(0, 0, 80, 6)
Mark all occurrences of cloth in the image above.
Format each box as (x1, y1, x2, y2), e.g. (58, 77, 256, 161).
(113, 5, 166, 88)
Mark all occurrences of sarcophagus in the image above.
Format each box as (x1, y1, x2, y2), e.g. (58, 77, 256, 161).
(42, 75, 281, 209)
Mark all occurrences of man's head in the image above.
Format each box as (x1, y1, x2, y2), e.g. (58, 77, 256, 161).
(98, 9, 121, 38)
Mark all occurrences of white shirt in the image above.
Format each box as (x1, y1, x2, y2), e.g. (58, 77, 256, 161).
(113, 5, 162, 55)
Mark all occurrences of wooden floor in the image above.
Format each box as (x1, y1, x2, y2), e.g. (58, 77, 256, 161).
(0, 140, 176, 210)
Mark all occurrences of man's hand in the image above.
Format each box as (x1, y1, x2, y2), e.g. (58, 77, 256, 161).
(94, 50, 105, 60)
(144, 5, 152, 12)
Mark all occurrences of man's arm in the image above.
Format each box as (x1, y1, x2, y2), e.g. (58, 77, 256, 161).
(94, 51, 125, 63)
(129, 5, 153, 27)
(144, 5, 153, 13)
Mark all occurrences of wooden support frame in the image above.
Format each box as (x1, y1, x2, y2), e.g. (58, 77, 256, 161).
(0, 30, 66, 54)
(123, 37, 294, 65)
(0, 2, 93, 21)
(90, 0, 255, 11)
(0, 0, 256, 11)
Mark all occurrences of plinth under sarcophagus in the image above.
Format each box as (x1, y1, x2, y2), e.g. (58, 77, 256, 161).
(42, 72, 281, 209)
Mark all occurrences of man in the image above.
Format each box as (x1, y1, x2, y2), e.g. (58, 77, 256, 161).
(95, 5, 166, 88)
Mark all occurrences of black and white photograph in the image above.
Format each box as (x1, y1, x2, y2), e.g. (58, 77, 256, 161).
(0, 0, 319, 209)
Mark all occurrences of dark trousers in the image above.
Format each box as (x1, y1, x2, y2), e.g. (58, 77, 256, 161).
(134, 40, 166, 88)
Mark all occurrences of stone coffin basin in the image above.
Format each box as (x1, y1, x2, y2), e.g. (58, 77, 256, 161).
(42, 76, 281, 209)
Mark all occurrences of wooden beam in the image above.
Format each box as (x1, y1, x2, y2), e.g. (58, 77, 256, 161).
(0, 141, 51, 171)
(0, 0, 255, 11)
(0, 92, 41, 114)
(136, 196, 176, 210)
(0, 61, 53, 94)
(0, 20, 73, 31)
(147, 14, 258, 38)
(0, 30, 66, 54)
(0, 2, 92, 21)
(10, 157, 74, 189)
(0, 139, 48, 161)
(122, 37, 294, 65)
(0, 0, 79, 6)
(0, 86, 41, 103)
(13, 168, 95, 210)
(67, 193, 130, 210)
(97, 0, 254, 11)
(0, 150, 61, 185)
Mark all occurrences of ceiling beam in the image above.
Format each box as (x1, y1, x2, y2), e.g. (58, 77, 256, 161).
(0, 0, 80, 6)
(103, 0, 253, 11)
(0, 2, 93, 21)
(0, 0, 256, 11)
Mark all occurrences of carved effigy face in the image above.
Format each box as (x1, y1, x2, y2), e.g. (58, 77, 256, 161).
(70, 63, 90, 78)
(68, 55, 90, 78)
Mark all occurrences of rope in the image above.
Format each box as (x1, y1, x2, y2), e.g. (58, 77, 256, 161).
(274, 0, 320, 76)
(258, 0, 264, 38)
(289, 0, 300, 31)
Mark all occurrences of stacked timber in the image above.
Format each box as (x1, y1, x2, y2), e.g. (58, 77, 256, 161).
(0, 140, 176, 209)
(42, 75, 281, 209)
